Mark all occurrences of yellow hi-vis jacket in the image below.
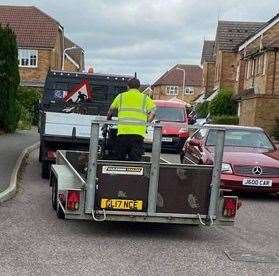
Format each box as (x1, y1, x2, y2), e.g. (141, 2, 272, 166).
(110, 89, 155, 137)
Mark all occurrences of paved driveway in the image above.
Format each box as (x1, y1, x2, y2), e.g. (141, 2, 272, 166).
(0, 128, 39, 193)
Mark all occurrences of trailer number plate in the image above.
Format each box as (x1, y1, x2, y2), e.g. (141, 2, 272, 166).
(100, 199, 143, 211)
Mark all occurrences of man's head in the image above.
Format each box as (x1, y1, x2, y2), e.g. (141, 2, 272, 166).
(128, 78, 140, 89)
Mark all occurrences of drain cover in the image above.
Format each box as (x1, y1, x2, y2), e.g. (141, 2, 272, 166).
(225, 250, 279, 264)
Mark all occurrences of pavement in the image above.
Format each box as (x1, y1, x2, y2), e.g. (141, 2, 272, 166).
(0, 150, 278, 276)
(0, 128, 39, 193)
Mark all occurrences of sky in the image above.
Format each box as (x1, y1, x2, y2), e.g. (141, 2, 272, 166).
(1, 0, 278, 83)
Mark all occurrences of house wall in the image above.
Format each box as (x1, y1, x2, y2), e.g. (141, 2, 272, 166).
(202, 61, 215, 93)
(153, 85, 202, 104)
(20, 29, 64, 84)
(239, 95, 279, 134)
(220, 51, 238, 91)
(19, 49, 52, 83)
(63, 57, 79, 72)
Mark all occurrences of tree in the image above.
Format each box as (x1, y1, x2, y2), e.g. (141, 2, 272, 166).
(0, 24, 20, 132)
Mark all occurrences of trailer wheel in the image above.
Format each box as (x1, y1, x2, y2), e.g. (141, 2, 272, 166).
(51, 180, 57, 210)
(56, 203, 65, 219)
(41, 161, 50, 179)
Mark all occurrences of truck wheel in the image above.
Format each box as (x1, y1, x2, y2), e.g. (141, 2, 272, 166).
(41, 161, 50, 179)
(56, 204, 65, 219)
(51, 181, 57, 210)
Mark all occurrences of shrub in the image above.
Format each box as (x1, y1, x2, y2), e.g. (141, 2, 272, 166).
(0, 25, 20, 132)
(196, 101, 209, 118)
(209, 89, 237, 116)
(17, 86, 41, 126)
(272, 118, 279, 141)
(212, 115, 239, 125)
(17, 104, 32, 130)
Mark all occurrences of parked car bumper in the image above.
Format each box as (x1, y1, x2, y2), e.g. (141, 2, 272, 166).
(145, 136, 186, 152)
(221, 174, 279, 193)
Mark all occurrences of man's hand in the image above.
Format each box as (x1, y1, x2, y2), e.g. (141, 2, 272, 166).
(107, 108, 114, 121)
(147, 111, 155, 123)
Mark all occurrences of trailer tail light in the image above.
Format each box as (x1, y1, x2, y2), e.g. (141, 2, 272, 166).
(223, 196, 240, 218)
(67, 190, 80, 211)
(47, 150, 57, 160)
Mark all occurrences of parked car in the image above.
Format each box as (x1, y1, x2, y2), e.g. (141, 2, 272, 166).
(180, 125, 279, 193)
(145, 100, 189, 152)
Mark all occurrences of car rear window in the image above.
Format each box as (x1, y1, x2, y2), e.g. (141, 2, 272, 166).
(206, 129, 274, 149)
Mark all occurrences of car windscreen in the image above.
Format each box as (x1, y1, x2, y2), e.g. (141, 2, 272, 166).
(206, 129, 274, 149)
(155, 106, 185, 122)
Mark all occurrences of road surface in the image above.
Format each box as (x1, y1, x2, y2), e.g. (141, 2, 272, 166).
(0, 128, 39, 193)
(0, 150, 278, 276)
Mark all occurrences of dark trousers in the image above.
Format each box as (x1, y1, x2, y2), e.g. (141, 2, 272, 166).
(116, 135, 144, 161)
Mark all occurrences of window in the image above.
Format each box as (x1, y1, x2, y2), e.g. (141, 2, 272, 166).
(18, 49, 38, 67)
(184, 87, 194, 95)
(166, 86, 178, 95)
(155, 106, 185, 122)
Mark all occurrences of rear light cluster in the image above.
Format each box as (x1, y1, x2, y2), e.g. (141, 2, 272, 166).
(178, 127, 189, 139)
(67, 190, 80, 211)
(223, 196, 241, 218)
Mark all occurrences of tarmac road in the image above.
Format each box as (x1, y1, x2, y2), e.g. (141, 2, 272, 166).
(0, 151, 279, 276)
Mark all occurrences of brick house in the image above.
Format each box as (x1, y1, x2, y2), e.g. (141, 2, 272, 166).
(235, 13, 279, 134)
(0, 5, 84, 88)
(152, 64, 203, 104)
(212, 21, 264, 93)
(201, 40, 215, 96)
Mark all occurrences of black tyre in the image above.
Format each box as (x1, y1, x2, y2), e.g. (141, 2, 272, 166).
(51, 180, 57, 210)
(41, 161, 50, 179)
(56, 203, 65, 219)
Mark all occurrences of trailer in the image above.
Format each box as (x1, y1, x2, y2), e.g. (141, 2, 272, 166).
(49, 120, 240, 226)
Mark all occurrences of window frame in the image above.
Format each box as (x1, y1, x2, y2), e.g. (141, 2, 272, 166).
(18, 49, 38, 68)
(184, 86, 194, 95)
(165, 85, 179, 96)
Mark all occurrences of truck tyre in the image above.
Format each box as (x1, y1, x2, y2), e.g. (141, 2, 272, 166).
(56, 203, 65, 219)
(41, 161, 50, 179)
(51, 181, 57, 210)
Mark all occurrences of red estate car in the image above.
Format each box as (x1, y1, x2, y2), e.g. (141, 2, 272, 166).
(180, 125, 279, 193)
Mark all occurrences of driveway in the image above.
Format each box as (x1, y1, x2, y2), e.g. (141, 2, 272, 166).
(0, 128, 39, 193)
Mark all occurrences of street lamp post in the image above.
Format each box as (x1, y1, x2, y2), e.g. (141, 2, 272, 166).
(176, 67, 186, 95)
(62, 46, 79, 70)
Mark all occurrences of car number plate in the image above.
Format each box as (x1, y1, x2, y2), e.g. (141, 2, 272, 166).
(162, 137, 173, 142)
(100, 199, 143, 211)
(242, 178, 272, 187)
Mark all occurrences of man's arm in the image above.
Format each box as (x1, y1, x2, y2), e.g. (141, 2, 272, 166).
(107, 94, 120, 120)
(146, 96, 156, 123)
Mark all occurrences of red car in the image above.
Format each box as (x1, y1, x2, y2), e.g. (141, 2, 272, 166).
(145, 100, 189, 152)
(180, 125, 279, 193)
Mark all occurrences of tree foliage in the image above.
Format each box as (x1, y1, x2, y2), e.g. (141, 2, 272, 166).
(0, 24, 20, 132)
(195, 101, 209, 118)
(209, 89, 237, 116)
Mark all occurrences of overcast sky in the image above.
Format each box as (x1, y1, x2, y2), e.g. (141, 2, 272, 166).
(1, 0, 278, 83)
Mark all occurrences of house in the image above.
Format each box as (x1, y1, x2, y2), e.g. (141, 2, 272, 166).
(236, 13, 279, 134)
(139, 85, 153, 97)
(0, 5, 84, 88)
(201, 40, 215, 96)
(213, 21, 264, 93)
(152, 64, 203, 104)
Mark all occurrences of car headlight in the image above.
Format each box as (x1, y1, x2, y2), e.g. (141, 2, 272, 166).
(221, 163, 233, 174)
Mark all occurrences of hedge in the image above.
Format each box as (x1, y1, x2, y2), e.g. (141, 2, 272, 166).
(212, 115, 239, 125)
(195, 101, 209, 118)
(209, 89, 237, 116)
